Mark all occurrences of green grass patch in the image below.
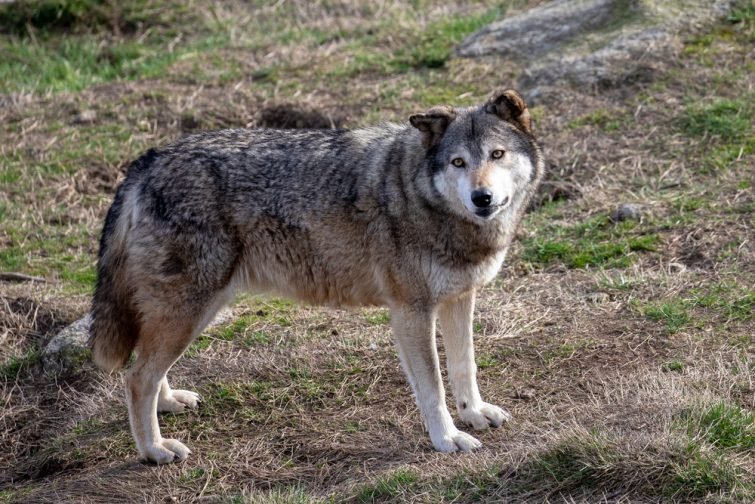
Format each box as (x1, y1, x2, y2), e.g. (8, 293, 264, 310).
(363, 309, 390, 325)
(681, 97, 755, 170)
(242, 330, 272, 347)
(1, 37, 173, 93)
(476, 352, 498, 369)
(388, 8, 501, 72)
(355, 470, 419, 503)
(520, 212, 660, 270)
(643, 301, 691, 333)
(0, 225, 98, 293)
(672, 196, 705, 213)
(661, 360, 685, 373)
(669, 442, 745, 499)
(187, 299, 294, 356)
(682, 99, 752, 139)
(0, 29, 228, 93)
(689, 402, 755, 450)
(196, 381, 272, 416)
(327, 8, 500, 78)
(690, 284, 754, 323)
(0, 347, 41, 379)
(237, 485, 322, 504)
(567, 109, 625, 131)
(642, 282, 753, 335)
(0, 0, 197, 35)
(727, 1, 755, 41)
(531, 432, 617, 489)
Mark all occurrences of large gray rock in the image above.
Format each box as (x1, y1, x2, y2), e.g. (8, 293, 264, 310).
(457, 0, 629, 59)
(457, 0, 735, 93)
(42, 308, 235, 375)
(43, 314, 92, 375)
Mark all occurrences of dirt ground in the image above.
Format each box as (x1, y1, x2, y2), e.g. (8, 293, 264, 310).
(0, 1, 753, 503)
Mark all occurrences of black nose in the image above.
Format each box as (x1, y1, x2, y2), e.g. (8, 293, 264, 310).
(471, 188, 493, 208)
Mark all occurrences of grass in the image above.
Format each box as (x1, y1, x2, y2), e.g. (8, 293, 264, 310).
(689, 283, 754, 323)
(690, 402, 755, 450)
(680, 96, 755, 170)
(682, 98, 752, 140)
(669, 442, 745, 500)
(0, 0, 197, 35)
(1, 0, 754, 502)
(520, 211, 660, 269)
(0, 0, 220, 94)
(186, 298, 294, 356)
(355, 470, 419, 503)
(362, 309, 390, 326)
(326, 8, 501, 78)
(641, 282, 754, 335)
(0, 347, 41, 379)
(341, 425, 755, 501)
(567, 108, 625, 131)
(643, 301, 691, 334)
(661, 360, 685, 373)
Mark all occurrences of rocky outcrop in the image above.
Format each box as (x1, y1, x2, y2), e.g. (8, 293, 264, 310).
(42, 308, 235, 375)
(457, 0, 735, 95)
(42, 314, 92, 375)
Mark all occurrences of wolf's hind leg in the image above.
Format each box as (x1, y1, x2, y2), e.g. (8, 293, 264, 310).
(157, 376, 201, 413)
(439, 290, 511, 431)
(126, 316, 200, 464)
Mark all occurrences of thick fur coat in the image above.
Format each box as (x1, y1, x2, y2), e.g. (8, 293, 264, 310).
(91, 89, 545, 463)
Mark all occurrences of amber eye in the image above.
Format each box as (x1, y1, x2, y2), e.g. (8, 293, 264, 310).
(451, 157, 465, 168)
(491, 149, 505, 159)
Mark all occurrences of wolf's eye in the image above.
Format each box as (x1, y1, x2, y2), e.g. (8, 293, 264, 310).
(451, 157, 465, 168)
(491, 149, 505, 159)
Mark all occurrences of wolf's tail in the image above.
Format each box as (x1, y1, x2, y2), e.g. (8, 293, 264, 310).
(89, 181, 141, 372)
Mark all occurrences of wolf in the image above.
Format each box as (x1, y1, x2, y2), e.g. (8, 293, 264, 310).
(90, 89, 545, 464)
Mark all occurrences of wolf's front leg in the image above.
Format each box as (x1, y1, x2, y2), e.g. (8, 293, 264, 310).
(439, 290, 511, 430)
(391, 305, 481, 452)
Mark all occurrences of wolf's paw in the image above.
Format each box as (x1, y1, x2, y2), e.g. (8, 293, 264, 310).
(459, 402, 511, 430)
(142, 438, 191, 464)
(431, 428, 482, 453)
(158, 390, 201, 413)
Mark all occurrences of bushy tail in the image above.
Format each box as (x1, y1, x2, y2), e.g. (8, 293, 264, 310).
(89, 184, 140, 372)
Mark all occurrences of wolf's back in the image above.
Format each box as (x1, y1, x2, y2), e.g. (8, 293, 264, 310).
(89, 152, 155, 371)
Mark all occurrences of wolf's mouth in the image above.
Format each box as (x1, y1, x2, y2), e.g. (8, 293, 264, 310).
(474, 196, 511, 219)
(475, 206, 500, 219)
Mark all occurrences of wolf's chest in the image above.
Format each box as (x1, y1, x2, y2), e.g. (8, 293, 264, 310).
(425, 249, 507, 299)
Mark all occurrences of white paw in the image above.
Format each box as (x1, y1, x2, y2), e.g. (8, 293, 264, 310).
(459, 402, 511, 430)
(431, 428, 482, 453)
(157, 389, 201, 413)
(142, 438, 191, 464)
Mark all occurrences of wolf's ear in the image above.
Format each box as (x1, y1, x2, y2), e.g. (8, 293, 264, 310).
(485, 89, 532, 135)
(409, 105, 456, 148)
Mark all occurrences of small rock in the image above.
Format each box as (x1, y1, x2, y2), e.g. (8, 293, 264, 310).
(207, 308, 234, 329)
(610, 203, 642, 223)
(43, 314, 92, 375)
(512, 387, 536, 400)
(72, 109, 97, 125)
(668, 262, 687, 274)
(584, 292, 610, 304)
(368, 343, 378, 351)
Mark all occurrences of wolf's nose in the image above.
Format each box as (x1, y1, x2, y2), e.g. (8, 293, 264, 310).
(471, 188, 493, 208)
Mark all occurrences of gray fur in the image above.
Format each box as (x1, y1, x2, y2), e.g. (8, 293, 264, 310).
(90, 89, 545, 463)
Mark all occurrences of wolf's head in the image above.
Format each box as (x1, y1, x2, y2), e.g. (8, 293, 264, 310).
(410, 89, 542, 223)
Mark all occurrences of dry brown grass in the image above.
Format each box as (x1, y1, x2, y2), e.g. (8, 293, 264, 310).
(1, 0, 753, 502)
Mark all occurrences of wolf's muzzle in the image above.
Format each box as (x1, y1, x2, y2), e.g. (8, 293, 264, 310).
(471, 188, 493, 208)
(474, 195, 510, 219)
